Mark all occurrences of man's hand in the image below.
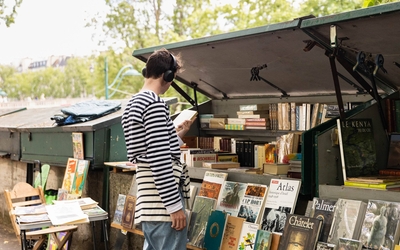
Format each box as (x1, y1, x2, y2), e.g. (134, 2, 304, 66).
(170, 209, 187, 231)
(176, 118, 196, 138)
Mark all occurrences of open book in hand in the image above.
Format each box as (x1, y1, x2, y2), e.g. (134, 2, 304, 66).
(172, 109, 197, 130)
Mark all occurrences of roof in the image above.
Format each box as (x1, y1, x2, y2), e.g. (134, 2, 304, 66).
(132, 2, 400, 100)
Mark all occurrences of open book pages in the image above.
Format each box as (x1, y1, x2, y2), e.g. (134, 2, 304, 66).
(52, 197, 98, 210)
(17, 214, 50, 223)
(13, 204, 47, 215)
(46, 201, 89, 225)
(173, 109, 197, 129)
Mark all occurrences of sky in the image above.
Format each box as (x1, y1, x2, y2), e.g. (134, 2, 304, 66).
(0, 0, 107, 65)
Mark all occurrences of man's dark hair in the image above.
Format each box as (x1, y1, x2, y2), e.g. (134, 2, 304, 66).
(144, 48, 181, 80)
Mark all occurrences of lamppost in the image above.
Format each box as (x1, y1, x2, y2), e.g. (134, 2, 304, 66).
(104, 57, 142, 99)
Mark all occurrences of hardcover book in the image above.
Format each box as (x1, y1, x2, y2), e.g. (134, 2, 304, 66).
(112, 194, 126, 225)
(327, 198, 367, 246)
(203, 210, 229, 250)
(216, 181, 248, 217)
(336, 118, 378, 181)
(260, 179, 301, 233)
(72, 132, 84, 160)
(70, 159, 90, 197)
(198, 171, 228, 200)
(338, 238, 362, 250)
(277, 214, 323, 250)
(61, 158, 78, 193)
(220, 216, 246, 250)
(310, 197, 337, 242)
(121, 194, 136, 229)
(359, 199, 400, 250)
(254, 229, 272, 250)
(237, 222, 260, 250)
(237, 183, 268, 224)
(187, 196, 217, 248)
(386, 133, 400, 169)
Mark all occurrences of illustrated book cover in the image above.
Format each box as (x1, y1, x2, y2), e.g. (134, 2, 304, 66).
(336, 118, 378, 181)
(112, 194, 126, 225)
(47, 231, 70, 250)
(310, 197, 337, 242)
(260, 179, 301, 233)
(121, 194, 136, 229)
(277, 214, 323, 250)
(203, 209, 229, 250)
(237, 222, 260, 250)
(359, 199, 400, 250)
(187, 196, 217, 248)
(338, 238, 362, 250)
(316, 241, 336, 250)
(61, 158, 78, 193)
(70, 159, 90, 197)
(327, 198, 367, 246)
(198, 171, 228, 200)
(72, 132, 84, 160)
(220, 215, 246, 250)
(216, 181, 248, 217)
(237, 183, 268, 224)
(254, 229, 272, 250)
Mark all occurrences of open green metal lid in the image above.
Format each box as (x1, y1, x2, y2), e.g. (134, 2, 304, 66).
(132, 2, 400, 100)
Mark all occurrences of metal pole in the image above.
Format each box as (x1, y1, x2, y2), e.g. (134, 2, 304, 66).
(104, 57, 108, 99)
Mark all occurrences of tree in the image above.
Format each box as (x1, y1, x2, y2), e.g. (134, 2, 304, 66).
(362, 0, 399, 7)
(0, 0, 22, 27)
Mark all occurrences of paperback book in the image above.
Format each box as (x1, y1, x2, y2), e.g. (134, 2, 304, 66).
(112, 194, 126, 226)
(72, 132, 84, 160)
(70, 159, 90, 197)
(61, 158, 78, 193)
(237, 183, 268, 224)
(338, 238, 362, 250)
(310, 197, 337, 242)
(254, 229, 272, 250)
(203, 210, 229, 250)
(220, 216, 246, 250)
(198, 171, 228, 200)
(216, 181, 248, 217)
(121, 194, 136, 229)
(237, 222, 260, 250)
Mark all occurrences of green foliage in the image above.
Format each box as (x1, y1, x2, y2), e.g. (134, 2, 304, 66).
(0, 0, 22, 27)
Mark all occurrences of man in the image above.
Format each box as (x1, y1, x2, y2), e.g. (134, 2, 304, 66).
(121, 48, 194, 250)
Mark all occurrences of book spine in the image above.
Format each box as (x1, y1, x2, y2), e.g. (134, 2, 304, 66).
(344, 181, 388, 189)
(379, 169, 400, 176)
(394, 100, 400, 132)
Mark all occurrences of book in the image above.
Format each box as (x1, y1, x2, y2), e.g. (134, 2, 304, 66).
(61, 158, 78, 193)
(47, 231, 70, 250)
(52, 197, 98, 210)
(216, 181, 248, 217)
(309, 197, 337, 242)
(203, 210, 229, 250)
(220, 215, 246, 250)
(254, 229, 272, 250)
(344, 180, 400, 190)
(173, 109, 198, 130)
(112, 194, 126, 226)
(17, 213, 50, 223)
(260, 179, 301, 233)
(239, 104, 269, 111)
(202, 161, 240, 169)
(237, 183, 268, 224)
(82, 205, 107, 218)
(338, 238, 362, 250)
(265, 143, 276, 164)
(188, 185, 198, 210)
(359, 199, 400, 250)
(387, 133, 400, 169)
(347, 176, 400, 183)
(336, 118, 378, 181)
(72, 132, 84, 160)
(270, 232, 282, 250)
(327, 198, 367, 245)
(379, 169, 400, 176)
(70, 159, 90, 197)
(187, 196, 217, 248)
(277, 214, 323, 250)
(14, 204, 47, 215)
(263, 163, 290, 175)
(57, 188, 68, 201)
(237, 222, 260, 250)
(121, 194, 136, 229)
(316, 241, 336, 250)
(198, 171, 228, 200)
(45, 201, 89, 225)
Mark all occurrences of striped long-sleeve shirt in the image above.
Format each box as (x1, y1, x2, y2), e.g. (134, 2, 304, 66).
(121, 90, 186, 223)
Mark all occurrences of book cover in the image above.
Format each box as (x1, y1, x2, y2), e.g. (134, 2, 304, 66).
(47, 231, 69, 250)
(316, 241, 336, 250)
(237, 183, 268, 224)
(216, 181, 248, 217)
(359, 199, 400, 250)
(57, 188, 68, 201)
(277, 214, 323, 250)
(338, 238, 362, 250)
(310, 197, 337, 242)
(264, 143, 276, 164)
(173, 109, 197, 130)
(198, 171, 228, 200)
(112, 194, 126, 225)
(121, 194, 136, 229)
(72, 132, 84, 160)
(337, 118, 378, 181)
(61, 158, 78, 193)
(270, 232, 282, 250)
(187, 196, 217, 248)
(203, 210, 229, 250)
(254, 229, 272, 250)
(327, 198, 367, 246)
(220, 216, 246, 250)
(237, 222, 260, 250)
(260, 179, 301, 233)
(387, 133, 400, 169)
(70, 159, 90, 196)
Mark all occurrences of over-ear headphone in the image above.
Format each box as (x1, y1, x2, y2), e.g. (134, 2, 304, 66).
(141, 53, 177, 82)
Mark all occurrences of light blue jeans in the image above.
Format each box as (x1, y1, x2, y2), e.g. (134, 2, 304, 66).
(142, 190, 187, 250)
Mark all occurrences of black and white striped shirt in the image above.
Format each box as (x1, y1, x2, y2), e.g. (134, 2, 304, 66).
(121, 90, 184, 222)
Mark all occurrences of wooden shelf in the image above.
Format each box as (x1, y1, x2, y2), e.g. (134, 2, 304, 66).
(110, 223, 203, 250)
